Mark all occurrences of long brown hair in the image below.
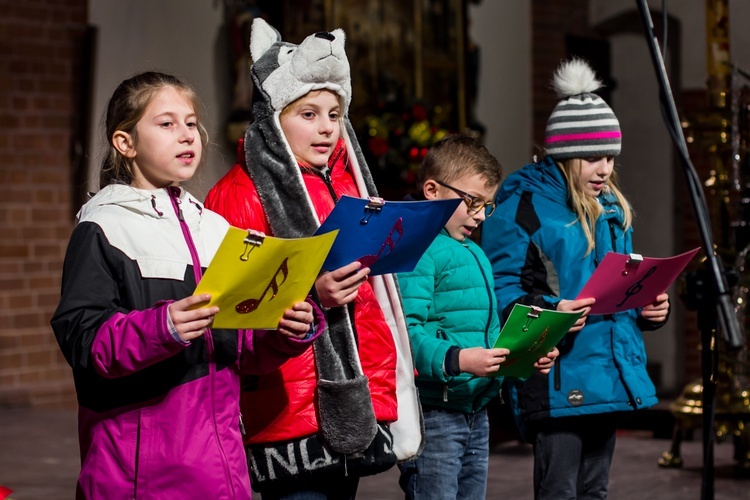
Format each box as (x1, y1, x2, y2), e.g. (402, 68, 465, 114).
(557, 157, 632, 255)
(99, 72, 208, 188)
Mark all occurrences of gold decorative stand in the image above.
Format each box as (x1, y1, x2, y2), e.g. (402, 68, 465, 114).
(659, 371, 750, 476)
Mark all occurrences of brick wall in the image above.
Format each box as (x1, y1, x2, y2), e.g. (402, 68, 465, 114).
(531, 0, 594, 146)
(0, 0, 88, 408)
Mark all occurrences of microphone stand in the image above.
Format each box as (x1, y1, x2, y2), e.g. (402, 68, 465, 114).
(635, 1, 744, 499)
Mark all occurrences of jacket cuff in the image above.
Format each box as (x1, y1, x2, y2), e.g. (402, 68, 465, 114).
(305, 296, 327, 341)
(165, 302, 191, 345)
(444, 346, 462, 376)
(637, 299, 671, 331)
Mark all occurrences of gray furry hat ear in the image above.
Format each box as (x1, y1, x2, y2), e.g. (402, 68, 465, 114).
(249, 18, 352, 117)
(544, 58, 621, 160)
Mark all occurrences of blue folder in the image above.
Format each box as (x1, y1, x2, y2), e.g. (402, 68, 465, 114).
(314, 195, 462, 275)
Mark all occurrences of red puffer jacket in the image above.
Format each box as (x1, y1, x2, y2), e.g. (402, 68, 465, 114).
(205, 138, 398, 445)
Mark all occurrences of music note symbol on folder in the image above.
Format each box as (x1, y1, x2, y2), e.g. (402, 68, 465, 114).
(235, 258, 289, 314)
(616, 265, 657, 308)
(357, 217, 404, 268)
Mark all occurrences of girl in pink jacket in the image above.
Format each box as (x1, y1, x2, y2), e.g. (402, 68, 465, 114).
(51, 71, 323, 499)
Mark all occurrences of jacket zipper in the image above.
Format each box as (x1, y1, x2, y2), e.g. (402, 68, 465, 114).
(436, 329, 450, 402)
(606, 215, 637, 405)
(608, 219, 618, 252)
(464, 243, 494, 348)
(553, 218, 616, 394)
(167, 187, 236, 499)
(440, 243, 495, 407)
(315, 168, 360, 324)
(134, 409, 141, 498)
(560, 210, 617, 396)
(303, 166, 339, 203)
(469, 244, 502, 408)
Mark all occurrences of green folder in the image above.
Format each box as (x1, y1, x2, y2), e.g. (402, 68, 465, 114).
(490, 304, 582, 380)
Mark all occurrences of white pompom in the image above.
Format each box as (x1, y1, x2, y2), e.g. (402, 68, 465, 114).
(552, 58, 603, 98)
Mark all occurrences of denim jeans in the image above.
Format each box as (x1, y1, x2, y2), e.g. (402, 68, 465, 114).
(531, 414, 617, 500)
(399, 407, 489, 500)
(259, 474, 359, 500)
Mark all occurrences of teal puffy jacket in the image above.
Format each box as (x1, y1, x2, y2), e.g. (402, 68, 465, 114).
(480, 156, 661, 426)
(398, 230, 502, 413)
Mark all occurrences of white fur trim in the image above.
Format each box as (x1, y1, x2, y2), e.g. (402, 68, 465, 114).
(341, 126, 368, 197)
(370, 273, 423, 461)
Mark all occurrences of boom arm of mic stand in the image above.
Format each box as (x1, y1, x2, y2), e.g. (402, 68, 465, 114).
(635, 0, 743, 350)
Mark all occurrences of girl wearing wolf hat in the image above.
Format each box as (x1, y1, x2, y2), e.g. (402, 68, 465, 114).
(205, 19, 422, 499)
(480, 58, 670, 499)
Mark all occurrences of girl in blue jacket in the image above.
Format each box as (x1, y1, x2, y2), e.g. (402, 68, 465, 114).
(480, 59, 670, 499)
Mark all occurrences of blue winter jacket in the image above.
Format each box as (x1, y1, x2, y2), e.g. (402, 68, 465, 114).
(480, 156, 661, 427)
(398, 230, 502, 413)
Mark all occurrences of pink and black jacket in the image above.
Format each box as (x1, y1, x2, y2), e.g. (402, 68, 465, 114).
(51, 184, 321, 499)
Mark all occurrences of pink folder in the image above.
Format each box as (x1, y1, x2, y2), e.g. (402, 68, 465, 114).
(576, 248, 700, 315)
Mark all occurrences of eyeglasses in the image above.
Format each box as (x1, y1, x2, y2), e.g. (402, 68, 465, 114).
(435, 180, 496, 217)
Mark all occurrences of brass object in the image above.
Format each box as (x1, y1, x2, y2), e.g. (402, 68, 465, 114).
(659, 363, 750, 475)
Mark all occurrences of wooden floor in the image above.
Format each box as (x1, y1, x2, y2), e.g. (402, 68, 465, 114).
(1, 407, 748, 499)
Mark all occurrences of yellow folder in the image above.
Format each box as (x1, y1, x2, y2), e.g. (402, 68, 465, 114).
(193, 227, 338, 329)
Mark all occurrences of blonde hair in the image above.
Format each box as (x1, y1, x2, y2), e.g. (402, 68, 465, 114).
(557, 157, 632, 255)
(99, 72, 208, 188)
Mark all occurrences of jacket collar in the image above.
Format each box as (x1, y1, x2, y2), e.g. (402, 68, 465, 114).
(78, 184, 202, 223)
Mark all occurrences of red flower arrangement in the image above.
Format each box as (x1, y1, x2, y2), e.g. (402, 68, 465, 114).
(360, 101, 454, 199)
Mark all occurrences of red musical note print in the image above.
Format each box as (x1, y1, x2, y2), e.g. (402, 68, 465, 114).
(235, 258, 289, 314)
(357, 217, 404, 268)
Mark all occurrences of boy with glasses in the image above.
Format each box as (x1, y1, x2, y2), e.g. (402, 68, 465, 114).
(397, 134, 559, 499)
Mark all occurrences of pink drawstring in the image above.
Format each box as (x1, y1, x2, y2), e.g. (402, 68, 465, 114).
(189, 198, 203, 214)
(150, 195, 163, 216)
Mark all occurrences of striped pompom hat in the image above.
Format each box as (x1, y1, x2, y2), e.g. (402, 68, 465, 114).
(544, 58, 621, 160)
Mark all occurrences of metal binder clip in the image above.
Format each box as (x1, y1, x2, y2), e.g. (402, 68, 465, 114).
(360, 197, 386, 224)
(239, 230, 266, 261)
(623, 253, 643, 275)
(523, 306, 542, 332)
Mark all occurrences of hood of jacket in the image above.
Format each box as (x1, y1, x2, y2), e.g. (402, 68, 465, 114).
(77, 184, 203, 224)
(75, 184, 225, 279)
(497, 155, 627, 231)
(496, 155, 568, 207)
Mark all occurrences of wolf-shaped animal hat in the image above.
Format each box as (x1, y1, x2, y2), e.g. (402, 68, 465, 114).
(249, 18, 352, 119)
(244, 17, 376, 240)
